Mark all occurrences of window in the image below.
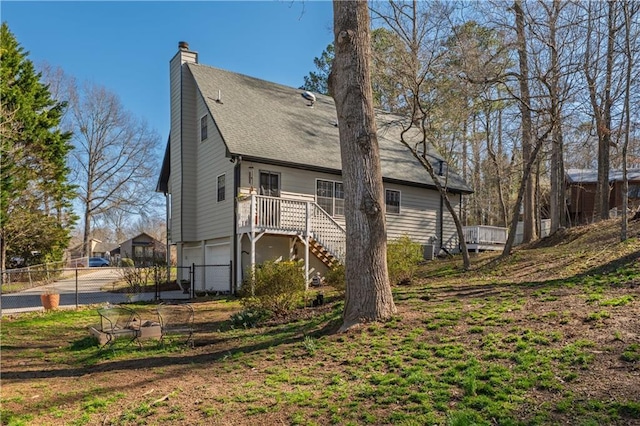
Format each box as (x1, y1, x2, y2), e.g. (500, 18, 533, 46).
(200, 115, 208, 141)
(385, 189, 401, 214)
(217, 174, 225, 202)
(629, 184, 640, 199)
(259, 171, 280, 197)
(316, 179, 344, 216)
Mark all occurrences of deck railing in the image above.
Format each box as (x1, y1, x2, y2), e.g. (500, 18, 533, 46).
(310, 203, 346, 261)
(237, 195, 346, 261)
(462, 225, 508, 245)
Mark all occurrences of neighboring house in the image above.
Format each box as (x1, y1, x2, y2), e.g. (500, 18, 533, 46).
(117, 233, 167, 267)
(156, 42, 473, 293)
(66, 238, 117, 264)
(566, 168, 640, 225)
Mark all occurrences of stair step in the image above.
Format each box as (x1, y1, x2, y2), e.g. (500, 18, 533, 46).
(308, 236, 340, 268)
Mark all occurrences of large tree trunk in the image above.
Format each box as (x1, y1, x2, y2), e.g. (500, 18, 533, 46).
(501, 131, 549, 258)
(1, 234, 6, 279)
(471, 117, 482, 225)
(548, 0, 565, 233)
(515, 0, 537, 243)
(83, 208, 91, 258)
(585, 1, 615, 222)
(485, 105, 508, 227)
(620, 0, 634, 241)
(461, 119, 469, 226)
(330, 0, 396, 332)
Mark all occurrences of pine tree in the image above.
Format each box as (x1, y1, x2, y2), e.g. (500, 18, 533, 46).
(0, 22, 76, 268)
(300, 43, 334, 95)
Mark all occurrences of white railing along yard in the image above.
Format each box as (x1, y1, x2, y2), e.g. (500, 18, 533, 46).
(462, 225, 508, 245)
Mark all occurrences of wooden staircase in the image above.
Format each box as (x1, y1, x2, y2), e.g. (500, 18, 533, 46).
(309, 237, 339, 268)
(238, 194, 346, 268)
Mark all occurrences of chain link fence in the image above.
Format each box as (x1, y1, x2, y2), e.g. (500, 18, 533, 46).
(192, 263, 233, 296)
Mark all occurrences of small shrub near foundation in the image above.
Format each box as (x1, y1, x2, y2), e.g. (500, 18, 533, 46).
(387, 235, 423, 285)
(239, 260, 306, 315)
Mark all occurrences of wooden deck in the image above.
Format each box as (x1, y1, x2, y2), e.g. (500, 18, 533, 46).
(236, 194, 346, 262)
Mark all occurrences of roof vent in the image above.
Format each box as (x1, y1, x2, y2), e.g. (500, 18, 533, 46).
(301, 91, 316, 107)
(178, 41, 189, 50)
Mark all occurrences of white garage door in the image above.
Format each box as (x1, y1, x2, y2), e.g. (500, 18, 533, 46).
(206, 244, 230, 265)
(203, 244, 231, 292)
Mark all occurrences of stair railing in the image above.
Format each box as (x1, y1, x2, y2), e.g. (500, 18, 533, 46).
(237, 195, 346, 262)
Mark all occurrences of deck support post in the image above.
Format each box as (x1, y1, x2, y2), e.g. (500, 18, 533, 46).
(248, 231, 265, 295)
(305, 202, 312, 290)
(236, 233, 243, 289)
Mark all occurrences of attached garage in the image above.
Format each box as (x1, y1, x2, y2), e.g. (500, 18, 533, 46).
(202, 242, 232, 293)
(181, 246, 202, 283)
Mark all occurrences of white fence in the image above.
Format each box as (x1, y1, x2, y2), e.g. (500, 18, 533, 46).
(463, 219, 552, 249)
(462, 226, 508, 245)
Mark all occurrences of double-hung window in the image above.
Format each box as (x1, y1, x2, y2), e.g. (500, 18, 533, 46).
(217, 174, 225, 202)
(200, 115, 208, 141)
(259, 171, 280, 197)
(385, 189, 401, 214)
(316, 179, 344, 216)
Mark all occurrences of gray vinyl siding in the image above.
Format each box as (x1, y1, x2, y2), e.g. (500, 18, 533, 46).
(237, 161, 461, 249)
(441, 194, 461, 251)
(385, 183, 439, 245)
(238, 160, 347, 228)
(384, 183, 460, 251)
(195, 94, 235, 240)
(180, 67, 198, 241)
(169, 52, 183, 243)
(169, 49, 198, 244)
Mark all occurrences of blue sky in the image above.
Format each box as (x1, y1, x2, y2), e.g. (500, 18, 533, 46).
(2, 1, 335, 139)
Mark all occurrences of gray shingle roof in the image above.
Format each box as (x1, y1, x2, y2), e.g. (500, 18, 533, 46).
(187, 63, 472, 193)
(566, 168, 640, 184)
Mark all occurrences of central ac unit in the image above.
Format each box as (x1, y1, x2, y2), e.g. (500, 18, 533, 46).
(422, 244, 435, 260)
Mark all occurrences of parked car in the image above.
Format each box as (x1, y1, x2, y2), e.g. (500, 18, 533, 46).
(89, 257, 110, 267)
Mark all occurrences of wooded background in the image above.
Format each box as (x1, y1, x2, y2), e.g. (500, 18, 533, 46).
(303, 0, 640, 244)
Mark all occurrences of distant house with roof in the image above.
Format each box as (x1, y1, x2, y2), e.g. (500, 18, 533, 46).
(156, 42, 472, 293)
(566, 168, 640, 224)
(66, 238, 117, 265)
(116, 233, 167, 267)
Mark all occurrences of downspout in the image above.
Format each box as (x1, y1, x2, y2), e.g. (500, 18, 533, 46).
(439, 193, 444, 252)
(179, 63, 184, 258)
(438, 160, 444, 252)
(232, 155, 241, 294)
(165, 192, 170, 288)
(459, 193, 463, 252)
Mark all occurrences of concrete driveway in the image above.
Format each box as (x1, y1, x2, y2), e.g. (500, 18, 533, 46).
(1, 268, 186, 315)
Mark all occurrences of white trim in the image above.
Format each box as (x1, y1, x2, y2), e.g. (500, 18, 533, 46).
(205, 242, 230, 247)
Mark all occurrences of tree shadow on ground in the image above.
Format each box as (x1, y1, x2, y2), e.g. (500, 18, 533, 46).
(2, 303, 344, 383)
